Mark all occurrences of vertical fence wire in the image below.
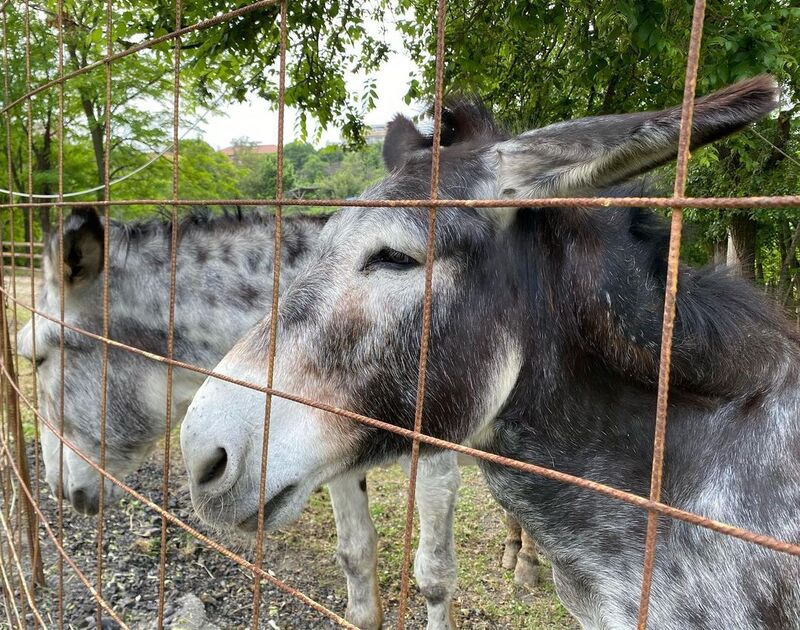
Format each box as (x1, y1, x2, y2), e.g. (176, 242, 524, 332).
(156, 0, 184, 625)
(0, 538, 22, 628)
(2, 3, 44, 617)
(395, 0, 448, 626)
(0, 400, 14, 627)
(636, 1, 707, 628)
(0, 374, 21, 629)
(0, 505, 44, 626)
(24, 0, 43, 547)
(251, 1, 288, 626)
(0, 304, 14, 627)
(0, 285, 23, 625)
(55, 0, 67, 625)
(0, 329, 17, 626)
(0, 347, 8, 626)
(1, 9, 28, 612)
(0, 296, 34, 620)
(95, 0, 115, 625)
(0, 6, 23, 624)
(1, 5, 17, 381)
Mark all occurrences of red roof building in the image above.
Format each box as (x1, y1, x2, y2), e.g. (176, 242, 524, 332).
(220, 143, 278, 164)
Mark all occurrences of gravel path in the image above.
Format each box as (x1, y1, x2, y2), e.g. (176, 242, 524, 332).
(19, 450, 356, 629)
(5, 444, 576, 629)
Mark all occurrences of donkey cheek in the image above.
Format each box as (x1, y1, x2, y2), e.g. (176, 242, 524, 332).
(315, 410, 364, 457)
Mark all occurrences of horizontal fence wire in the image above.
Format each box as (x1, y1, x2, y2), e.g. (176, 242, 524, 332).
(1, 0, 799, 627)
(0, 195, 799, 210)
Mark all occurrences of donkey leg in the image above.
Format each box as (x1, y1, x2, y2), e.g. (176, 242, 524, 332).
(513, 528, 540, 589)
(401, 450, 460, 630)
(501, 510, 522, 571)
(328, 472, 383, 630)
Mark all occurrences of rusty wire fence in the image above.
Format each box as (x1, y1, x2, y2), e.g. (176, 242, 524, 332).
(0, 0, 799, 628)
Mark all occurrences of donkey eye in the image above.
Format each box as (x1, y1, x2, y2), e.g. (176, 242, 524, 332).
(362, 247, 420, 272)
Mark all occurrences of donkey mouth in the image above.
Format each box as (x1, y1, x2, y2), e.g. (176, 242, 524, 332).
(237, 484, 297, 533)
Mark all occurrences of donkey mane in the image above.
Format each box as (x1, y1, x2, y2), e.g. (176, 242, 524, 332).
(107, 206, 328, 247)
(50, 206, 329, 278)
(526, 202, 800, 405)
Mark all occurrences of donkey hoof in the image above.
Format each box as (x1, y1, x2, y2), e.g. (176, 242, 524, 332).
(501, 541, 521, 571)
(513, 552, 540, 590)
(344, 605, 382, 630)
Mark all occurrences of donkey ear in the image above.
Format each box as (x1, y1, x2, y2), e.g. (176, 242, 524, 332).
(495, 75, 779, 199)
(60, 206, 104, 286)
(383, 114, 425, 171)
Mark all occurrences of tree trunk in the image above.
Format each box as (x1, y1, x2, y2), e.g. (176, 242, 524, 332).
(712, 238, 727, 267)
(38, 205, 50, 239)
(727, 231, 739, 273)
(598, 74, 619, 115)
(778, 222, 800, 301)
(34, 108, 53, 238)
(23, 212, 31, 246)
(80, 95, 106, 198)
(729, 213, 756, 282)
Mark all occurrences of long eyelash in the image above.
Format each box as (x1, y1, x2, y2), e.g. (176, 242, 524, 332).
(362, 247, 419, 271)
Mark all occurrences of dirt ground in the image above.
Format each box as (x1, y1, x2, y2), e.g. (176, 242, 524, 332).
(1, 270, 577, 629)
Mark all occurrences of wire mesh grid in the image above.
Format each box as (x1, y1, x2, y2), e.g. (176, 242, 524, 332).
(0, 0, 799, 628)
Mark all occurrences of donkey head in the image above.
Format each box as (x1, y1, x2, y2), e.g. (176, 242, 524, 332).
(180, 76, 778, 533)
(16, 208, 133, 514)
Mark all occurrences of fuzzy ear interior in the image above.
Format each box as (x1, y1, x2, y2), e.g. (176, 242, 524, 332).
(495, 75, 779, 199)
(58, 206, 104, 286)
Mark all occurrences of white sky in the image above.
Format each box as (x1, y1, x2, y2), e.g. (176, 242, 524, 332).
(194, 19, 420, 149)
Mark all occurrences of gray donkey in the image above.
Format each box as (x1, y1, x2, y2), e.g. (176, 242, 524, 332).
(182, 76, 800, 628)
(16, 207, 534, 629)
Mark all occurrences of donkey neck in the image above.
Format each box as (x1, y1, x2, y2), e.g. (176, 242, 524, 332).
(484, 205, 800, 533)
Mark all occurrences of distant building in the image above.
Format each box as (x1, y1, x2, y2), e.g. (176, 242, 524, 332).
(220, 143, 278, 165)
(365, 124, 387, 145)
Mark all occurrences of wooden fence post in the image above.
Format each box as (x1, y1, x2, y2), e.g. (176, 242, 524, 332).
(0, 263, 44, 588)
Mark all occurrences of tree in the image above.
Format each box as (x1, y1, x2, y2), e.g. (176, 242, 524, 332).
(105, 138, 245, 217)
(1, 0, 394, 243)
(321, 143, 384, 198)
(142, 0, 391, 146)
(297, 153, 327, 184)
(239, 153, 296, 200)
(284, 141, 316, 172)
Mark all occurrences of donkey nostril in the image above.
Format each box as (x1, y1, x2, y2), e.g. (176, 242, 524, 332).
(71, 488, 99, 515)
(197, 447, 228, 487)
(72, 488, 87, 511)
